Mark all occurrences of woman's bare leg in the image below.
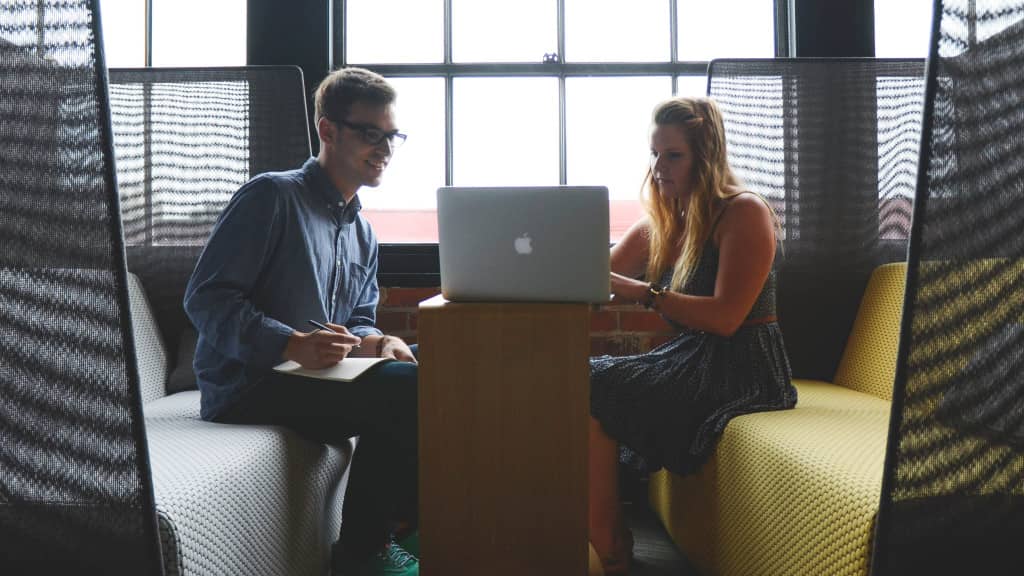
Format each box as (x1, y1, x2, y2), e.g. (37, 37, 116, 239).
(589, 416, 629, 573)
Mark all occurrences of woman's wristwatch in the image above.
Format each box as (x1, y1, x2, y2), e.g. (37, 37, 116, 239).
(646, 282, 669, 309)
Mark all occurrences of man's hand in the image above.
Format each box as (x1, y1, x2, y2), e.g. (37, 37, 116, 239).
(379, 335, 417, 364)
(284, 322, 362, 369)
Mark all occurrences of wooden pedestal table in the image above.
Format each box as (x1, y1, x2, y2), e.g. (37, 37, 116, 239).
(417, 295, 591, 575)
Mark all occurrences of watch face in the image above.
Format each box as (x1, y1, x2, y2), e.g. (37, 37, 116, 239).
(648, 285, 662, 302)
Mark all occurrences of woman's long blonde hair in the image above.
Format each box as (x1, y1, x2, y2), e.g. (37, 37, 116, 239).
(644, 97, 741, 291)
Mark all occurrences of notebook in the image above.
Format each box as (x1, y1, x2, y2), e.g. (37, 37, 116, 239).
(273, 358, 393, 382)
(437, 185, 610, 303)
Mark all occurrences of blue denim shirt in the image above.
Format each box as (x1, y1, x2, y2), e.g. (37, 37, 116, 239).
(184, 157, 383, 420)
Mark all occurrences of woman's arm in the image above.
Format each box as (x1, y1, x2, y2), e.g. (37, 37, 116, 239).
(610, 217, 651, 279)
(611, 194, 775, 336)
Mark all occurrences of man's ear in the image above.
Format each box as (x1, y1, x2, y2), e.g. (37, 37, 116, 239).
(317, 117, 336, 146)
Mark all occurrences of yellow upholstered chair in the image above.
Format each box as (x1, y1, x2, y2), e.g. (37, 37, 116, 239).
(649, 262, 906, 576)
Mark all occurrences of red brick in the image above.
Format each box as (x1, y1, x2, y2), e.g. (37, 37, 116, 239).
(589, 338, 610, 357)
(590, 335, 644, 357)
(383, 287, 442, 307)
(375, 311, 409, 333)
(596, 301, 645, 313)
(620, 310, 674, 333)
(409, 312, 419, 330)
(589, 310, 619, 333)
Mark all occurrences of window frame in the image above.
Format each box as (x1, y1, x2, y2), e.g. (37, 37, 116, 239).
(335, 0, 792, 285)
(105, 0, 793, 287)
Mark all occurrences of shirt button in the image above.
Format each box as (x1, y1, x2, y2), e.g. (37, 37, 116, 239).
(337, 260, 342, 267)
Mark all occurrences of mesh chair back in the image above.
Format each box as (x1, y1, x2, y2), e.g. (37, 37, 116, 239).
(0, 1, 162, 572)
(708, 58, 926, 380)
(108, 66, 312, 364)
(872, 2, 1024, 573)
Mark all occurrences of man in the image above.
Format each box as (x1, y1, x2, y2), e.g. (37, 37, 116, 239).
(184, 67, 419, 576)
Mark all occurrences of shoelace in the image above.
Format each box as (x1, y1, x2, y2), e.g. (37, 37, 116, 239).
(382, 541, 416, 568)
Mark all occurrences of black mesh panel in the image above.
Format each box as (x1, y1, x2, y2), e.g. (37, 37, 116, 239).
(0, 1, 162, 573)
(108, 66, 312, 362)
(872, 2, 1024, 573)
(708, 58, 926, 380)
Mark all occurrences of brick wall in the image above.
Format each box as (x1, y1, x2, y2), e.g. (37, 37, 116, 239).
(377, 287, 677, 356)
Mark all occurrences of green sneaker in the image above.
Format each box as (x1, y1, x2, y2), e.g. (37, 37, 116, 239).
(397, 530, 419, 558)
(353, 540, 418, 576)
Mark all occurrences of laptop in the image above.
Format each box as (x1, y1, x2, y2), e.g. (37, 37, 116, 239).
(437, 186, 610, 303)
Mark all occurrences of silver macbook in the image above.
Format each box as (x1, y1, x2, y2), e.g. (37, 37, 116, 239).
(437, 185, 610, 303)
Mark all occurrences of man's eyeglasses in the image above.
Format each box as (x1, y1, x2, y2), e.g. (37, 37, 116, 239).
(335, 118, 407, 149)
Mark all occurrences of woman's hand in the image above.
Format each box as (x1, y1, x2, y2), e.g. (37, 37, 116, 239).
(610, 272, 650, 306)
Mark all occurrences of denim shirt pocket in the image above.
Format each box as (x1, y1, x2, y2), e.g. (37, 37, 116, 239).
(344, 261, 370, 309)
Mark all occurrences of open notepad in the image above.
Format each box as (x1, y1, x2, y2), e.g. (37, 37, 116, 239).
(273, 357, 393, 382)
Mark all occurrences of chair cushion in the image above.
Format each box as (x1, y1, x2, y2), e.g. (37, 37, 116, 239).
(650, 379, 890, 576)
(128, 272, 168, 404)
(144, 392, 351, 576)
(832, 262, 906, 400)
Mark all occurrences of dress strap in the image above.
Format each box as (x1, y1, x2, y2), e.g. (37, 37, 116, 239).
(709, 192, 750, 235)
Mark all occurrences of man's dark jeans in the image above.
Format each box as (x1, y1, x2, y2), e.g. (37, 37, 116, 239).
(216, 352, 419, 570)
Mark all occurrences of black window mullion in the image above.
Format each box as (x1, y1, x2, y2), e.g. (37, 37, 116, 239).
(332, 0, 345, 68)
(335, 0, 787, 276)
(145, 0, 153, 66)
(366, 62, 709, 76)
(670, 0, 679, 93)
(445, 74, 453, 186)
(669, 0, 679, 63)
(558, 75, 566, 185)
(444, 0, 452, 64)
(556, 0, 566, 61)
(775, 0, 795, 57)
(444, 0, 453, 186)
(557, 0, 566, 185)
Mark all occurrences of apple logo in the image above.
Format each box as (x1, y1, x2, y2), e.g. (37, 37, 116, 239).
(514, 233, 533, 255)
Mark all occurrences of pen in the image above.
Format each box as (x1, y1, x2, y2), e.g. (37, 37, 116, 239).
(308, 320, 361, 349)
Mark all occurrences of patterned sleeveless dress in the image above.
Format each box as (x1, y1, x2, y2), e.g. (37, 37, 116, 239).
(590, 222, 797, 476)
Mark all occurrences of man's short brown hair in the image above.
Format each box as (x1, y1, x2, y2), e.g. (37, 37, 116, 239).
(314, 67, 396, 124)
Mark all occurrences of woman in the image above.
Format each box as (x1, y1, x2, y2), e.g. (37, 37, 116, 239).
(588, 97, 796, 574)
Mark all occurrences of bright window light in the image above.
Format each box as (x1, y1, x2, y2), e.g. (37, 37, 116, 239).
(452, 0, 555, 63)
(359, 78, 446, 243)
(875, 0, 933, 57)
(677, 75, 710, 98)
(350, 1, 779, 242)
(347, 0, 443, 64)
(566, 76, 673, 239)
(98, 0, 145, 67)
(678, 0, 776, 60)
(151, 0, 246, 67)
(452, 77, 560, 186)
(565, 0, 670, 62)
(566, 76, 673, 200)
